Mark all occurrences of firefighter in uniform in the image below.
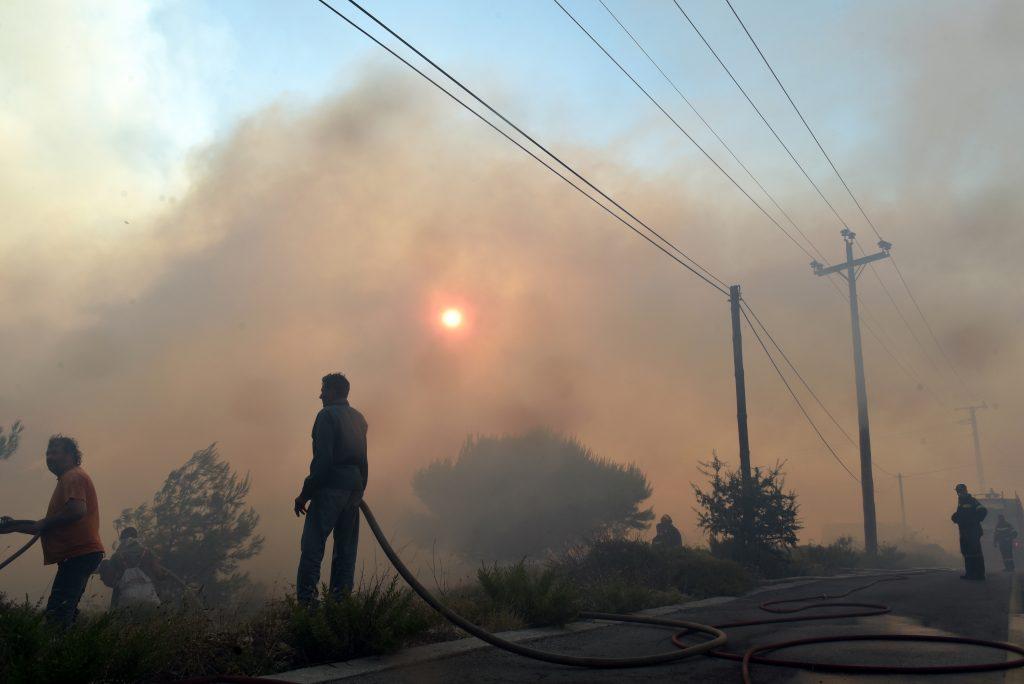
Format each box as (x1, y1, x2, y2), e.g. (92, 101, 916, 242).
(951, 483, 987, 580)
(993, 514, 1017, 572)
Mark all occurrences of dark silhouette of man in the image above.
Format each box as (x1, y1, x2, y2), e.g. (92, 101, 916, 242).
(652, 514, 683, 549)
(294, 373, 368, 604)
(993, 514, 1017, 572)
(6, 435, 105, 625)
(951, 483, 987, 581)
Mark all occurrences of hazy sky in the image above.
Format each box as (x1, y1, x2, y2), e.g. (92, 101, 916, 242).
(1, 0, 1021, 599)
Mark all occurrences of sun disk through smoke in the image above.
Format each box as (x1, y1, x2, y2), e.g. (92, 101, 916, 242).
(441, 308, 463, 329)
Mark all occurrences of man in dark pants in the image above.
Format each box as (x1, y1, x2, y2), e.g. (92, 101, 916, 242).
(294, 373, 368, 604)
(993, 514, 1017, 572)
(6, 435, 105, 625)
(951, 483, 987, 581)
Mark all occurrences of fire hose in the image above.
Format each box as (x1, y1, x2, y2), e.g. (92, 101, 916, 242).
(4, 504, 1024, 682)
(361, 500, 1024, 681)
(0, 517, 40, 573)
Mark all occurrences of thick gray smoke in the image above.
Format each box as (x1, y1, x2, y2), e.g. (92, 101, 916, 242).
(0, 2, 1021, 599)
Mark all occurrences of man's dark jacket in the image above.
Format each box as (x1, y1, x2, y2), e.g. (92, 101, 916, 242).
(300, 400, 368, 499)
(951, 494, 987, 540)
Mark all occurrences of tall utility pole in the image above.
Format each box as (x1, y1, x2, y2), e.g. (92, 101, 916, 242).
(729, 285, 753, 556)
(956, 403, 988, 493)
(897, 473, 907, 540)
(811, 229, 891, 555)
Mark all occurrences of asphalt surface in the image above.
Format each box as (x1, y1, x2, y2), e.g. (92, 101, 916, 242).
(349, 569, 1022, 683)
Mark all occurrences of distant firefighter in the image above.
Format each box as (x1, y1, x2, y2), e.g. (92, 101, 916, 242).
(652, 514, 683, 549)
(993, 514, 1017, 572)
(951, 483, 987, 581)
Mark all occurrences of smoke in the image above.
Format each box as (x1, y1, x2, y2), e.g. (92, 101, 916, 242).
(1, 1, 1022, 598)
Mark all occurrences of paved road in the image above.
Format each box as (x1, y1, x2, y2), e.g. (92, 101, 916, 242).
(349, 570, 1022, 683)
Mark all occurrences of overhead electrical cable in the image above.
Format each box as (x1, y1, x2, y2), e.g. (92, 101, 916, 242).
(563, 0, 946, 414)
(741, 299, 897, 478)
(904, 463, 972, 478)
(669, 0, 952, 396)
(313, 0, 728, 293)
(551, 0, 816, 261)
(594, 0, 824, 263)
(855, 239, 941, 374)
(667, 0, 950, 405)
(724, 0, 970, 395)
(889, 256, 972, 394)
(672, 0, 851, 232)
(738, 305, 859, 482)
(741, 300, 857, 448)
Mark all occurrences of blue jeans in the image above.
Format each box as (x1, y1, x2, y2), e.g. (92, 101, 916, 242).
(45, 551, 103, 627)
(297, 489, 362, 603)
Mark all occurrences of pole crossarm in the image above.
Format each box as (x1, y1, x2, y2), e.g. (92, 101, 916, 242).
(812, 249, 889, 277)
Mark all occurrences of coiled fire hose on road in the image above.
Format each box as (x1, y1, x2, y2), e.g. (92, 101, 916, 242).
(361, 501, 1024, 681)
(4, 504, 1024, 683)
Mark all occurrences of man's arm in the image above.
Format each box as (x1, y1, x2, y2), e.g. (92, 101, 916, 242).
(359, 416, 368, 489)
(16, 499, 86, 536)
(295, 409, 335, 514)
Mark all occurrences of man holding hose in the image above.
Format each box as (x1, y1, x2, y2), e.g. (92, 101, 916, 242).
(294, 372, 368, 604)
(1, 435, 105, 625)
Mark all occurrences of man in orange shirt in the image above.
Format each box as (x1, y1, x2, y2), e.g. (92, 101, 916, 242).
(8, 435, 105, 625)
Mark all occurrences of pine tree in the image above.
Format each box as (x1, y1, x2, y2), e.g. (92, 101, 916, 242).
(115, 444, 264, 604)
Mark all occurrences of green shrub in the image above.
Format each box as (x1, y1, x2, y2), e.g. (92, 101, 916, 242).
(554, 539, 752, 601)
(286, 576, 433, 665)
(0, 575, 434, 683)
(783, 537, 958, 578)
(476, 560, 579, 626)
(583, 580, 685, 614)
(787, 536, 861, 576)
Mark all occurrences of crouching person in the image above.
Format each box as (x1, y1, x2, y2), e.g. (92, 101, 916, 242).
(98, 527, 180, 609)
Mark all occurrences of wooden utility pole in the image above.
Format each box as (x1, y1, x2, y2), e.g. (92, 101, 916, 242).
(897, 472, 907, 540)
(956, 403, 988, 492)
(811, 229, 891, 555)
(729, 285, 753, 555)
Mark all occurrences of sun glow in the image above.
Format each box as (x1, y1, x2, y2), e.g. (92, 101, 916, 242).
(440, 308, 464, 329)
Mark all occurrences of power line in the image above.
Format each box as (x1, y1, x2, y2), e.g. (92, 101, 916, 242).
(668, 0, 950, 405)
(722, 0, 868, 235)
(856, 240, 940, 375)
(821, 272, 946, 408)
(723, 0, 970, 397)
(672, 0, 851, 232)
(738, 305, 859, 482)
(669, 0, 955, 405)
(594, 0, 824, 263)
(568, 0, 943, 420)
(570, 0, 942, 412)
(314, 0, 729, 293)
(741, 300, 856, 448)
(904, 463, 972, 478)
(889, 257, 972, 394)
(552, 0, 817, 262)
(741, 299, 897, 478)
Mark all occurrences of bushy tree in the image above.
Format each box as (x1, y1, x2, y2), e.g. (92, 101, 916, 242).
(115, 444, 264, 604)
(0, 421, 22, 461)
(411, 429, 654, 560)
(692, 453, 801, 568)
